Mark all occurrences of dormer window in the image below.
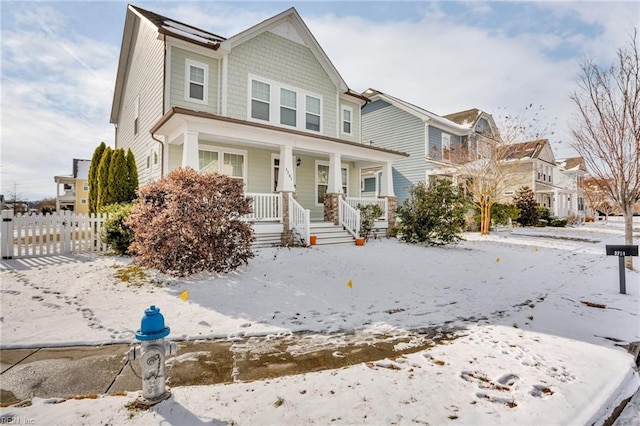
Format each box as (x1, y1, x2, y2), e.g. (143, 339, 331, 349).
(185, 59, 208, 104)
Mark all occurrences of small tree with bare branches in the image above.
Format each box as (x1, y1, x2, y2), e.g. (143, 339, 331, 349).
(569, 30, 640, 269)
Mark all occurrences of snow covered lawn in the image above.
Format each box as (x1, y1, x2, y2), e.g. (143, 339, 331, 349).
(1, 222, 638, 424)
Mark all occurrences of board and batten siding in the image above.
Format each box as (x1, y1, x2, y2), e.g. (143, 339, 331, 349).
(116, 17, 165, 186)
(226, 31, 338, 138)
(169, 46, 219, 115)
(362, 100, 426, 204)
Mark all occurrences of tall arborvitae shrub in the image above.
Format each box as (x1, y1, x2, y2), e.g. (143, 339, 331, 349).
(396, 178, 467, 246)
(108, 148, 128, 204)
(125, 149, 139, 202)
(127, 168, 255, 276)
(88, 142, 106, 214)
(513, 186, 539, 226)
(97, 147, 113, 211)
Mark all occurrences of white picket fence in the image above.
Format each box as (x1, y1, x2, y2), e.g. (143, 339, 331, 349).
(1, 210, 109, 259)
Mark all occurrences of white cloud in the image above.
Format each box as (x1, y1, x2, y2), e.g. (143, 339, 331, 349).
(1, 6, 117, 200)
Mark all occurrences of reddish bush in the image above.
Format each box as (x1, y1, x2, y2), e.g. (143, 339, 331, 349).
(127, 168, 254, 276)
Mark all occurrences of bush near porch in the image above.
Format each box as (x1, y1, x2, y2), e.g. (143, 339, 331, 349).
(127, 168, 254, 277)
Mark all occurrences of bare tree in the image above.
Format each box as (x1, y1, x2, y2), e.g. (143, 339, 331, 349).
(452, 105, 555, 235)
(570, 29, 640, 269)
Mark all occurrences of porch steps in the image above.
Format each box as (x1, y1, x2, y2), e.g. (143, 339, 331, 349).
(253, 232, 282, 248)
(310, 222, 355, 246)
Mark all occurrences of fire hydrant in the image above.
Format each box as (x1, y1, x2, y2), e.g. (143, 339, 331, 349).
(129, 305, 177, 405)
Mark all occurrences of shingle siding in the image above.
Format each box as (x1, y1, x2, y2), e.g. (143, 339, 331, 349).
(115, 17, 164, 186)
(169, 46, 219, 114)
(362, 100, 425, 204)
(226, 31, 339, 138)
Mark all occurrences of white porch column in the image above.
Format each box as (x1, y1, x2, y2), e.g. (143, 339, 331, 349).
(182, 131, 200, 169)
(277, 145, 295, 192)
(327, 153, 343, 194)
(379, 162, 395, 197)
(553, 189, 559, 217)
(56, 182, 60, 211)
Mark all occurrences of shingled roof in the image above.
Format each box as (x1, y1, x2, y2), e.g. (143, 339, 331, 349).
(443, 108, 483, 128)
(500, 139, 548, 161)
(131, 5, 226, 49)
(558, 157, 586, 171)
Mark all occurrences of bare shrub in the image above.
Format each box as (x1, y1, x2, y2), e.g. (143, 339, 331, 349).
(127, 168, 254, 276)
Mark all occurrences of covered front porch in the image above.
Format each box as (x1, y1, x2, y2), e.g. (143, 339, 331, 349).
(150, 107, 407, 245)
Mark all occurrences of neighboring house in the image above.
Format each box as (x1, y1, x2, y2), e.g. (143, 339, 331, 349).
(110, 5, 407, 245)
(54, 159, 91, 213)
(499, 140, 585, 219)
(361, 90, 500, 204)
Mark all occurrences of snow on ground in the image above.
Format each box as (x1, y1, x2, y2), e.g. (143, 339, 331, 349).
(1, 221, 639, 424)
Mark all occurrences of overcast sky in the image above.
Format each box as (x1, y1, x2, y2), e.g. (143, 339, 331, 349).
(1, 0, 638, 201)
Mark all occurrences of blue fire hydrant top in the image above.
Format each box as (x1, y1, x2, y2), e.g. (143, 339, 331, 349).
(135, 305, 170, 341)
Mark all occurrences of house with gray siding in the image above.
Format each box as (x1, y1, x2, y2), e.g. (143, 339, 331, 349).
(110, 5, 407, 245)
(361, 89, 488, 204)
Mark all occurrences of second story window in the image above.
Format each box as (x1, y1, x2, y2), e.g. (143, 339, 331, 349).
(185, 59, 208, 104)
(306, 96, 321, 132)
(342, 106, 352, 135)
(280, 88, 297, 127)
(251, 80, 270, 121)
(442, 134, 451, 161)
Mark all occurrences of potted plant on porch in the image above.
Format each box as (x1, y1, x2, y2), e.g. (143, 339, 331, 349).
(356, 204, 383, 246)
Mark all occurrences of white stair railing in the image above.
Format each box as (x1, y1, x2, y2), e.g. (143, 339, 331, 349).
(339, 197, 360, 238)
(345, 197, 388, 220)
(244, 193, 283, 222)
(289, 194, 310, 245)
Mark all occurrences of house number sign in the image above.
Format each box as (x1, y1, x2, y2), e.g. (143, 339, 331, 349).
(605, 245, 638, 294)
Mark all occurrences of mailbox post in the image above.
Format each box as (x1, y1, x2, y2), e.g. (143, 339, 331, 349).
(605, 245, 639, 294)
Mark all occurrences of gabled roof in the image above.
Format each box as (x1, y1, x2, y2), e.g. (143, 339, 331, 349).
(363, 89, 470, 135)
(73, 159, 91, 180)
(220, 7, 348, 92)
(500, 139, 554, 162)
(556, 157, 587, 172)
(443, 108, 483, 129)
(111, 5, 358, 123)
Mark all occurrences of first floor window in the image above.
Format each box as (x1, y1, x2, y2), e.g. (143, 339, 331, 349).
(223, 153, 244, 179)
(306, 95, 321, 132)
(198, 147, 246, 181)
(199, 150, 219, 174)
(316, 164, 347, 204)
(251, 80, 270, 121)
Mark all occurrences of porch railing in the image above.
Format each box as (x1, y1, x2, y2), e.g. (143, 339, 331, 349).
(345, 197, 388, 220)
(339, 197, 360, 238)
(244, 193, 282, 222)
(289, 194, 310, 245)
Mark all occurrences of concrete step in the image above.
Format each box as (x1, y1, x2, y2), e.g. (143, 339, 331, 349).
(309, 222, 355, 246)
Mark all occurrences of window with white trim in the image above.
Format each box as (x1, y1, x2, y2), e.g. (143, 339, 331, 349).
(249, 76, 323, 133)
(306, 95, 321, 132)
(83, 182, 89, 191)
(185, 59, 208, 104)
(316, 162, 347, 205)
(251, 80, 270, 121)
(198, 146, 246, 182)
(442, 134, 451, 161)
(341, 106, 352, 135)
(133, 95, 139, 136)
(280, 88, 297, 127)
